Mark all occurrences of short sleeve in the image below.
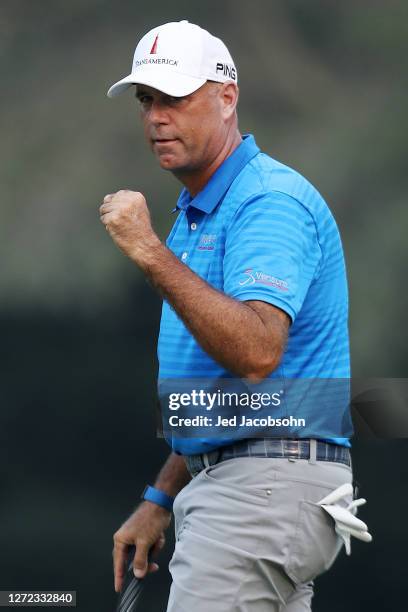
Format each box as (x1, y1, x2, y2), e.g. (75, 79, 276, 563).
(223, 191, 322, 323)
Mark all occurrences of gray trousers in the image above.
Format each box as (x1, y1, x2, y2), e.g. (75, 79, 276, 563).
(166, 455, 353, 611)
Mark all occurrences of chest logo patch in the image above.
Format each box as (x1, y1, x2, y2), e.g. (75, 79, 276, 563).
(197, 234, 217, 251)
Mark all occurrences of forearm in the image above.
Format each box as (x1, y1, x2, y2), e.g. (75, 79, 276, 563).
(100, 192, 286, 378)
(153, 452, 191, 497)
(139, 242, 279, 378)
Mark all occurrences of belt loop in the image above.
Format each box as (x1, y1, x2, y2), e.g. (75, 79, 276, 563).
(309, 439, 317, 464)
(202, 453, 210, 468)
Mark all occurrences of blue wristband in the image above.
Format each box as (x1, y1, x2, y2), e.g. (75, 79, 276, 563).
(141, 485, 174, 512)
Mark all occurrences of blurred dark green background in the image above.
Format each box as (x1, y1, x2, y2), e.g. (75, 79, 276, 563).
(1, 1, 407, 610)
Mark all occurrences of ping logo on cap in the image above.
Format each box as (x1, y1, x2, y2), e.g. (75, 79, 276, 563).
(150, 34, 159, 54)
(216, 62, 237, 80)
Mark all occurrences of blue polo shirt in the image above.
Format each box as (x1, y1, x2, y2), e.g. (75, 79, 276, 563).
(157, 134, 351, 455)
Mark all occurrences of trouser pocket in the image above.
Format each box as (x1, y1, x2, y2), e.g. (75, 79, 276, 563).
(286, 500, 342, 585)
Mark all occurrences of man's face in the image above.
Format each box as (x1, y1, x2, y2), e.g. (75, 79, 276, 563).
(135, 81, 228, 174)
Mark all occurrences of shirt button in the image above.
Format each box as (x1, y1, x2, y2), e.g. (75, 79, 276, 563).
(191, 223, 197, 230)
(181, 252, 188, 261)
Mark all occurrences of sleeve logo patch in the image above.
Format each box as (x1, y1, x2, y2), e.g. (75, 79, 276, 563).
(239, 268, 289, 291)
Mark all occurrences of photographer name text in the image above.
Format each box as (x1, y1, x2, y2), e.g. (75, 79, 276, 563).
(167, 415, 306, 428)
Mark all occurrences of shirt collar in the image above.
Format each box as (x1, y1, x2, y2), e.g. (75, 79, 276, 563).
(173, 134, 260, 214)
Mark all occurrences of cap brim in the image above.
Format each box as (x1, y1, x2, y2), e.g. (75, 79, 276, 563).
(107, 71, 207, 98)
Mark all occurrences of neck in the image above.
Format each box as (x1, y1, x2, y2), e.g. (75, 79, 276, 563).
(174, 129, 243, 197)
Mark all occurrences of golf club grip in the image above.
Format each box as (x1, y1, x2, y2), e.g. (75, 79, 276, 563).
(115, 546, 153, 612)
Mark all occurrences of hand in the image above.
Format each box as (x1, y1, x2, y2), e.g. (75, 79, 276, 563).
(113, 501, 172, 593)
(100, 190, 162, 266)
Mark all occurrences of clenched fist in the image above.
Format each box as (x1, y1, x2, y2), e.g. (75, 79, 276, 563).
(100, 189, 162, 267)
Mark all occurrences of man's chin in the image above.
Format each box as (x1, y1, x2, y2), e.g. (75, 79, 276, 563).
(155, 154, 186, 172)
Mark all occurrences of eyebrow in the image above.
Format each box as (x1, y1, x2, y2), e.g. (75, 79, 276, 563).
(134, 89, 188, 102)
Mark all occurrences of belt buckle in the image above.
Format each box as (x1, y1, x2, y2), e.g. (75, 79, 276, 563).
(283, 439, 300, 458)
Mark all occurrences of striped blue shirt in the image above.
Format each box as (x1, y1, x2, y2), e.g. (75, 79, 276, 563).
(158, 134, 351, 454)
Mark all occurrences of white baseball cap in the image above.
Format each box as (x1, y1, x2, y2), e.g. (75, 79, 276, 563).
(107, 20, 237, 98)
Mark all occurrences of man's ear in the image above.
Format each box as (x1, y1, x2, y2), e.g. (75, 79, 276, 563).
(221, 82, 239, 120)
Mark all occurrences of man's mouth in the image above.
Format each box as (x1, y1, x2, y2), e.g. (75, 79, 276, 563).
(153, 137, 178, 144)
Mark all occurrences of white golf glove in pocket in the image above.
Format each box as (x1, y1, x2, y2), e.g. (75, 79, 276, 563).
(317, 483, 372, 555)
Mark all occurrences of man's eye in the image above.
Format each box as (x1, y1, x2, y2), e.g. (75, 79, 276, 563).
(136, 94, 184, 106)
(137, 95, 152, 105)
(168, 96, 184, 104)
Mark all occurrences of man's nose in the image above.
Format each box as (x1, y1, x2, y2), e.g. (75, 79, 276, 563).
(147, 100, 170, 125)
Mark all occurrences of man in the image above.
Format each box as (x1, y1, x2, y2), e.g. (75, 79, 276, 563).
(101, 20, 370, 612)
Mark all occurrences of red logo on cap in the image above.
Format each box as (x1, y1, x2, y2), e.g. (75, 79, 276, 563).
(150, 34, 159, 54)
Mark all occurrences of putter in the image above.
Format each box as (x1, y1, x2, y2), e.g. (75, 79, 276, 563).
(116, 546, 152, 612)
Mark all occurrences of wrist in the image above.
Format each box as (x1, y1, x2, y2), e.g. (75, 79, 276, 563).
(131, 234, 164, 271)
(141, 500, 172, 518)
